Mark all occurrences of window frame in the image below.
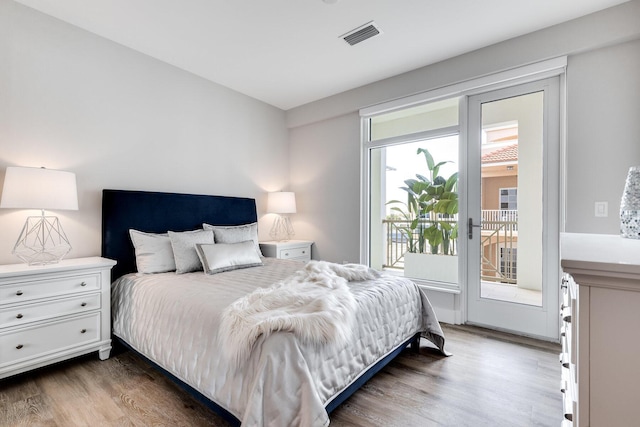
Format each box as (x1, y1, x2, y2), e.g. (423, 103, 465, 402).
(359, 57, 567, 294)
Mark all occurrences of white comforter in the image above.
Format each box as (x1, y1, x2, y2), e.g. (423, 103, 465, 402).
(111, 258, 445, 427)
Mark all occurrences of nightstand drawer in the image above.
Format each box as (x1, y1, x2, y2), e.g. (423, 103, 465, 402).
(279, 247, 310, 260)
(0, 312, 101, 366)
(0, 293, 101, 328)
(0, 273, 100, 303)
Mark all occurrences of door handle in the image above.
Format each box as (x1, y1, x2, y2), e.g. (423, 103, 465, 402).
(468, 218, 482, 239)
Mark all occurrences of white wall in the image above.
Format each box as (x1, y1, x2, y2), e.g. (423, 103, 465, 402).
(289, 113, 362, 264)
(566, 38, 640, 233)
(287, 1, 640, 320)
(0, 1, 289, 265)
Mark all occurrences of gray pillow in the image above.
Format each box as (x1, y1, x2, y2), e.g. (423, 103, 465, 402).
(129, 230, 176, 274)
(168, 229, 215, 274)
(195, 241, 263, 274)
(203, 222, 262, 256)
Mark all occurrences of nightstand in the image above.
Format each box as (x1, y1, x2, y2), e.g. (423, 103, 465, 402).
(259, 240, 313, 262)
(0, 257, 116, 380)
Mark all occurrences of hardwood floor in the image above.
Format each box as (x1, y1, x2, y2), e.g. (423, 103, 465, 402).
(0, 325, 561, 426)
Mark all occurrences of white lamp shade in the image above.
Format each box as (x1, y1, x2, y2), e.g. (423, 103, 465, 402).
(1, 166, 78, 210)
(267, 191, 296, 214)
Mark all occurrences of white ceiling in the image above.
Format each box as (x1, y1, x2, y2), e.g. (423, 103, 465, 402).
(14, 0, 629, 110)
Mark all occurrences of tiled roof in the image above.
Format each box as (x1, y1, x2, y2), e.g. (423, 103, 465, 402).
(481, 143, 518, 164)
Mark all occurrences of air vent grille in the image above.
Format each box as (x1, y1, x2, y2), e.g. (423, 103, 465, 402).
(342, 21, 381, 46)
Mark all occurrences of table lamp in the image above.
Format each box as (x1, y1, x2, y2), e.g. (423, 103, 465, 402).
(267, 191, 296, 241)
(0, 166, 78, 265)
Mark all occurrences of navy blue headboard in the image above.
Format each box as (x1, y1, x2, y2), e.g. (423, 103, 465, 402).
(101, 189, 257, 281)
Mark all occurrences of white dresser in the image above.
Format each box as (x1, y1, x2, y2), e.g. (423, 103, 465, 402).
(259, 240, 313, 262)
(560, 233, 640, 426)
(0, 257, 116, 380)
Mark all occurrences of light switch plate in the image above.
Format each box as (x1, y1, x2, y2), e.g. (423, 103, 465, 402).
(595, 201, 608, 217)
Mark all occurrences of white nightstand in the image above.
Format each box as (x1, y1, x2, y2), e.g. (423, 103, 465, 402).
(259, 240, 313, 262)
(0, 257, 116, 380)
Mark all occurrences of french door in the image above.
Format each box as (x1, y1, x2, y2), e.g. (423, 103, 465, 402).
(465, 78, 560, 340)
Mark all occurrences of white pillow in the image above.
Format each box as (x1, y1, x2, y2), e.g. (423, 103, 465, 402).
(203, 222, 263, 256)
(168, 229, 215, 274)
(129, 230, 176, 274)
(195, 241, 263, 274)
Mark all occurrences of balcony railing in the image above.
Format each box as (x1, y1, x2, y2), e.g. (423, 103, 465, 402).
(481, 209, 518, 230)
(383, 218, 457, 269)
(383, 210, 518, 284)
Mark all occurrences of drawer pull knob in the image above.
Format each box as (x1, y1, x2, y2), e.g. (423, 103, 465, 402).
(16, 344, 23, 350)
(16, 290, 23, 296)
(16, 313, 23, 319)
(285, 253, 289, 256)
(80, 329, 87, 334)
(302, 251, 306, 254)
(81, 302, 87, 307)
(80, 282, 87, 287)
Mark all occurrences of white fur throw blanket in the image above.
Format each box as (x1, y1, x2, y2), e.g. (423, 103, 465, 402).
(218, 261, 380, 368)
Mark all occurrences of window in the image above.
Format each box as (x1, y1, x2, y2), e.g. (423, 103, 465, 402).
(499, 247, 518, 280)
(363, 97, 461, 288)
(500, 187, 517, 210)
(369, 98, 459, 141)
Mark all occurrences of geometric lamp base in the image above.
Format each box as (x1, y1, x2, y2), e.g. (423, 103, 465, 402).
(268, 215, 295, 242)
(12, 214, 72, 265)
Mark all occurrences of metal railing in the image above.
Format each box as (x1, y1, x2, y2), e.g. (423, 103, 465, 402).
(479, 220, 518, 284)
(481, 210, 518, 231)
(383, 217, 458, 269)
(382, 210, 518, 284)
(384, 219, 411, 269)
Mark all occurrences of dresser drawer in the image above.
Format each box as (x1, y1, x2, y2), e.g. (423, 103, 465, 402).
(0, 273, 100, 304)
(0, 312, 101, 366)
(0, 293, 101, 328)
(279, 247, 310, 260)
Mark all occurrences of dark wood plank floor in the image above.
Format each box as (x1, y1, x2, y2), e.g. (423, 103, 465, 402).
(0, 324, 561, 426)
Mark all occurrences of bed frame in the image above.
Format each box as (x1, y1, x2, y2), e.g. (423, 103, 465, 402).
(102, 189, 257, 282)
(101, 188, 420, 425)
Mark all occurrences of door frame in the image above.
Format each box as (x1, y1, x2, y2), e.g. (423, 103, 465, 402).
(464, 77, 562, 340)
(359, 57, 567, 333)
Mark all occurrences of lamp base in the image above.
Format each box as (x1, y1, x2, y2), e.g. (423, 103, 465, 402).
(13, 215, 72, 265)
(269, 215, 295, 242)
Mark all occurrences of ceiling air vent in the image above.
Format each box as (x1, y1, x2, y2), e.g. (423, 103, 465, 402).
(341, 21, 382, 46)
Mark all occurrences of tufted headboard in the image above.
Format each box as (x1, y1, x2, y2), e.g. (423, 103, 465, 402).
(101, 189, 257, 281)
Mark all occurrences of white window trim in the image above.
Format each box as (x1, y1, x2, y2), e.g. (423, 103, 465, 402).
(360, 56, 567, 118)
(366, 125, 459, 150)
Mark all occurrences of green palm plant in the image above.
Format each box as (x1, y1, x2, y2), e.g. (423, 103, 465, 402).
(387, 148, 458, 255)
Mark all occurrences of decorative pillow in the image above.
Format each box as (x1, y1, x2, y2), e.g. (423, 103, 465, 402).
(168, 229, 215, 274)
(195, 241, 263, 275)
(203, 222, 263, 256)
(129, 230, 176, 274)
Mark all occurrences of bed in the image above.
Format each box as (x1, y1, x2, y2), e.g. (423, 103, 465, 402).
(102, 189, 447, 427)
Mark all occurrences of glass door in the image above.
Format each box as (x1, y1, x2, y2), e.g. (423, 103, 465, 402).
(466, 78, 560, 339)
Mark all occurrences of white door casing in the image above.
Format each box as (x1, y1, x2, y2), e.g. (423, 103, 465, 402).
(465, 78, 561, 340)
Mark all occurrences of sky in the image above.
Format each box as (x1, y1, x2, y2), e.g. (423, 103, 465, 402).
(383, 134, 459, 213)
